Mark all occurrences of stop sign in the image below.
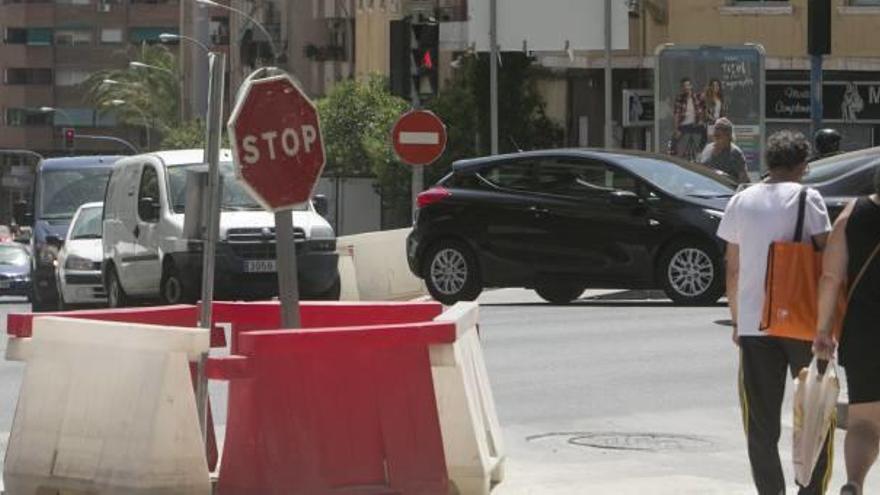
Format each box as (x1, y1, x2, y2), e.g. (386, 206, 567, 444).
(392, 110, 447, 166)
(227, 73, 325, 212)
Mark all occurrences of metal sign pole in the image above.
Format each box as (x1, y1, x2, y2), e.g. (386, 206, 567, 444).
(489, 0, 499, 155)
(604, 0, 613, 149)
(196, 51, 226, 443)
(275, 209, 301, 328)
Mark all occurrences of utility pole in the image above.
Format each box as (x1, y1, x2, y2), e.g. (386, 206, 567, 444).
(604, 0, 613, 149)
(490, 0, 499, 155)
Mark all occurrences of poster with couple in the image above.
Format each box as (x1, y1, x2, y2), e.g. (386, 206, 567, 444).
(655, 44, 766, 175)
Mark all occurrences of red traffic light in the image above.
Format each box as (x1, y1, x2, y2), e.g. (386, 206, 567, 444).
(63, 128, 75, 150)
(421, 50, 433, 70)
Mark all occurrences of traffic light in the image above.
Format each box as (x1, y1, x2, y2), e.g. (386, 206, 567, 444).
(411, 22, 439, 100)
(63, 127, 75, 152)
(389, 18, 439, 104)
(808, 0, 831, 56)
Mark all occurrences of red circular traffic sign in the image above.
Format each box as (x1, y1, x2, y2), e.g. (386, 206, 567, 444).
(227, 73, 326, 212)
(392, 110, 447, 166)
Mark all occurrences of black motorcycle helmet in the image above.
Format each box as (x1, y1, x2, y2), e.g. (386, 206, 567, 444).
(814, 128, 842, 156)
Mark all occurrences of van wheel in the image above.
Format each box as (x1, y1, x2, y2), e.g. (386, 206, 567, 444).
(658, 238, 724, 306)
(423, 239, 482, 305)
(161, 265, 196, 305)
(106, 267, 128, 308)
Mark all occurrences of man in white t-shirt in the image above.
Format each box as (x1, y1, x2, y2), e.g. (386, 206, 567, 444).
(717, 130, 833, 495)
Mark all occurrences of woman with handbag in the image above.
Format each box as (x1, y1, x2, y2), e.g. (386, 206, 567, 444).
(814, 168, 880, 495)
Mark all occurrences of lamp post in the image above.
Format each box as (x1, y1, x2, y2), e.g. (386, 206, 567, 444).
(129, 61, 175, 75)
(160, 32, 211, 120)
(194, 0, 278, 64)
(38, 106, 73, 126)
(107, 99, 151, 150)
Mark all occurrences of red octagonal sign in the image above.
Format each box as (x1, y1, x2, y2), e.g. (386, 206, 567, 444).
(392, 110, 447, 166)
(227, 73, 325, 212)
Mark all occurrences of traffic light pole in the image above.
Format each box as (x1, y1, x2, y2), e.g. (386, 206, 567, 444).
(810, 54, 823, 138)
(489, 0, 499, 155)
(411, 54, 423, 218)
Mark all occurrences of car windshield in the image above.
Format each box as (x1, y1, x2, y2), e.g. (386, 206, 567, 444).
(0, 245, 28, 266)
(70, 206, 103, 240)
(167, 162, 308, 213)
(39, 168, 113, 220)
(803, 151, 879, 185)
(617, 155, 737, 198)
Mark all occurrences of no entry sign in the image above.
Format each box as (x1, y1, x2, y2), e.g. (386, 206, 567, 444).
(392, 110, 447, 166)
(227, 73, 326, 212)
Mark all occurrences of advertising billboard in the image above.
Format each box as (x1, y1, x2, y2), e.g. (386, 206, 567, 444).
(655, 44, 766, 174)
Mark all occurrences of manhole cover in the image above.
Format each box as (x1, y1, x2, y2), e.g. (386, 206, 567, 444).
(527, 431, 713, 452)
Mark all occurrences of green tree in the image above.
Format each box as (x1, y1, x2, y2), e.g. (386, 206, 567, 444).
(82, 44, 185, 150)
(426, 52, 564, 186)
(317, 75, 411, 223)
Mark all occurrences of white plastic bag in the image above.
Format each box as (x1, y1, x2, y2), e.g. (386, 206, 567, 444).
(793, 357, 840, 486)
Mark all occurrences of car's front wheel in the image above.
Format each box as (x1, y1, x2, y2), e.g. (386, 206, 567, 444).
(658, 238, 724, 305)
(106, 266, 128, 308)
(160, 264, 196, 305)
(423, 239, 482, 305)
(535, 283, 586, 305)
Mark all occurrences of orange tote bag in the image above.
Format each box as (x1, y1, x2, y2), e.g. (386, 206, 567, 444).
(760, 189, 842, 341)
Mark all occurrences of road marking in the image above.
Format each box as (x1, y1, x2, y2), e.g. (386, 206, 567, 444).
(399, 131, 440, 145)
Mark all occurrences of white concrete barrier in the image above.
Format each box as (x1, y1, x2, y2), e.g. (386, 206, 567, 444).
(430, 303, 506, 494)
(336, 227, 427, 301)
(4, 317, 211, 495)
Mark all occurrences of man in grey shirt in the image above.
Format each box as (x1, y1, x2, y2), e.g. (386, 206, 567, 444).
(700, 117, 750, 184)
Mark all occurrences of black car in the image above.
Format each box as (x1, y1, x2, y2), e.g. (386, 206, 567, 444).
(407, 149, 736, 305)
(804, 146, 880, 220)
(0, 242, 32, 299)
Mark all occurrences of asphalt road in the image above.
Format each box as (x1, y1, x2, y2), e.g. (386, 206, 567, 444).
(0, 290, 876, 493)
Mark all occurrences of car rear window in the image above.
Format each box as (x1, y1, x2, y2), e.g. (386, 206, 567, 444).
(479, 161, 534, 190)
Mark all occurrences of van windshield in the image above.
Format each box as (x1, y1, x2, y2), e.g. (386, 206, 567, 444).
(167, 162, 308, 213)
(39, 169, 113, 220)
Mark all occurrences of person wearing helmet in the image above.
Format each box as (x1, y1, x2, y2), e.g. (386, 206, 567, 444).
(812, 128, 842, 161)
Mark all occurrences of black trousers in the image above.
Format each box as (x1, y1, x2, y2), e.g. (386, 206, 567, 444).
(738, 336, 835, 495)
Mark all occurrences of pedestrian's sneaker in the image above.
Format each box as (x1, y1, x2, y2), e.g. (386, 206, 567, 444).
(840, 482, 859, 495)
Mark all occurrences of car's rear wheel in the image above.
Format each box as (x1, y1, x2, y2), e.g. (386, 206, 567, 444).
(535, 283, 585, 305)
(658, 238, 724, 305)
(106, 266, 128, 308)
(423, 239, 482, 305)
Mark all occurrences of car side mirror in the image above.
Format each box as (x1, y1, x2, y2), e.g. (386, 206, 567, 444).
(13, 201, 32, 227)
(313, 194, 329, 217)
(45, 234, 64, 248)
(139, 197, 160, 222)
(609, 190, 641, 207)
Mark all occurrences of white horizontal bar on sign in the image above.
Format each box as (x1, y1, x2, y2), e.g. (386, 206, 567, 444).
(399, 132, 440, 145)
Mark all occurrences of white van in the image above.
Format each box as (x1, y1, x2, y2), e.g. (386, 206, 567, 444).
(102, 149, 339, 307)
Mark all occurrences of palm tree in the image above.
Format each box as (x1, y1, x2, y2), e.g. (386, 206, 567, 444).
(83, 44, 181, 148)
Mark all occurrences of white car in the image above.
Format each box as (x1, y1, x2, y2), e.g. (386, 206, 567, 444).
(57, 202, 106, 307)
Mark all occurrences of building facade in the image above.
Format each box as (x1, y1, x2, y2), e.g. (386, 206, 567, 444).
(0, 0, 180, 222)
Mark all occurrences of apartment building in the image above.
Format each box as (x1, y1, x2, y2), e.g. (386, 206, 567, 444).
(0, 0, 180, 221)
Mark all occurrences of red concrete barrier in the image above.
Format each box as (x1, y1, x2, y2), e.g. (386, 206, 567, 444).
(207, 301, 453, 495)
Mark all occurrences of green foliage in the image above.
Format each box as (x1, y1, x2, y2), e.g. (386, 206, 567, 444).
(317, 76, 412, 223)
(159, 120, 204, 149)
(82, 44, 181, 150)
(317, 75, 409, 177)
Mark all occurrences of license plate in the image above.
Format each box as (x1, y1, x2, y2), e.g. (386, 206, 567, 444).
(0, 281, 10, 289)
(244, 260, 276, 273)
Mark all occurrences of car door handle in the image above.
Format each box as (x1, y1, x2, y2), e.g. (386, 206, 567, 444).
(133, 225, 140, 238)
(528, 205, 550, 216)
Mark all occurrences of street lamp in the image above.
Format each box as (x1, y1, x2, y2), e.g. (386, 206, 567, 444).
(129, 61, 175, 75)
(159, 33, 210, 54)
(194, 0, 278, 64)
(38, 106, 73, 126)
(107, 99, 151, 150)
